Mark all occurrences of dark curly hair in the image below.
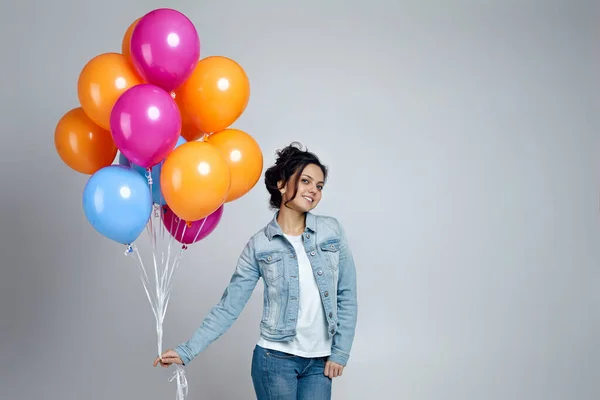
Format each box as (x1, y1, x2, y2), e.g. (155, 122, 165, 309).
(264, 142, 328, 209)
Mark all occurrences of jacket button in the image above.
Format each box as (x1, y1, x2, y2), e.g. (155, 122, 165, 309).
(330, 244, 335, 249)
(329, 312, 333, 318)
(317, 270, 323, 276)
(330, 328, 335, 334)
(306, 234, 310, 239)
(267, 256, 272, 261)
(310, 251, 316, 256)
(324, 291, 329, 297)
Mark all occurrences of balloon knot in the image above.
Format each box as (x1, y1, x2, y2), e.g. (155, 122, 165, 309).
(124, 244, 133, 255)
(146, 168, 153, 185)
(182, 244, 188, 250)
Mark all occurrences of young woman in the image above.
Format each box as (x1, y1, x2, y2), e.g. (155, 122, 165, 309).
(154, 142, 358, 399)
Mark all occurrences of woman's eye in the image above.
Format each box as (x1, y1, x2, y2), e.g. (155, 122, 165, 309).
(317, 186, 323, 190)
(301, 179, 309, 184)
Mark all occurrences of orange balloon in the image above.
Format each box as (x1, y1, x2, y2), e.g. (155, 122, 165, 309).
(54, 107, 117, 174)
(172, 90, 204, 141)
(178, 56, 250, 134)
(121, 18, 140, 64)
(206, 129, 263, 202)
(161, 141, 231, 221)
(77, 53, 142, 130)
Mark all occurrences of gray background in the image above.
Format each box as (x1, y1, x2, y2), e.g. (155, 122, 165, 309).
(1, 0, 599, 399)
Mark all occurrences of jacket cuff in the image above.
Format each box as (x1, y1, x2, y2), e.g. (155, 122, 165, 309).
(327, 348, 350, 366)
(175, 344, 193, 366)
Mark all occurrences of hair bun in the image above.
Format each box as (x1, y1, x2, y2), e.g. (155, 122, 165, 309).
(275, 142, 305, 165)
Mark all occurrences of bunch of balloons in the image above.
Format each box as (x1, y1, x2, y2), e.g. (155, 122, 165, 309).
(54, 8, 263, 248)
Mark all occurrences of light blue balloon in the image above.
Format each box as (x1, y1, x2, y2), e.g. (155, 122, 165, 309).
(82, 165, 153, 245)
(121, 136, 187, 205)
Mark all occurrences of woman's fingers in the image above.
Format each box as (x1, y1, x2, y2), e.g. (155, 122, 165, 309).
(324, 360, 344, 378)
(153, 349, 182, 367)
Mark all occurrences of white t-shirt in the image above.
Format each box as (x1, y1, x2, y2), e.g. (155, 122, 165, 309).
(257, 233, 332, 357)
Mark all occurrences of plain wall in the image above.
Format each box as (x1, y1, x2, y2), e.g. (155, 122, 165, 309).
(1, 0, 599, 399)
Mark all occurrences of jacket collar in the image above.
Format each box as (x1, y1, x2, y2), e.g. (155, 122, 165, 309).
(265, 211, 317, 240)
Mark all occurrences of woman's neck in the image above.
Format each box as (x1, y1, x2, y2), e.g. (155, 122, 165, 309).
(277, 207, 306, 236)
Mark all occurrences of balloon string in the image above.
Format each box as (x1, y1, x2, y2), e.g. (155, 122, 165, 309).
(128, 189, 190, 399)
(190, 217, 208, 244)
(180, 224, 188, 250)
(146, 168, 153, 186)
(131, 244, 159, 322)
(163, 224, 189, 400)
(170, 365, 189, 400)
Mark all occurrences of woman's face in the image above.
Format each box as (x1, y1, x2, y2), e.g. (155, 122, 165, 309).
(281, 164, 325, 212)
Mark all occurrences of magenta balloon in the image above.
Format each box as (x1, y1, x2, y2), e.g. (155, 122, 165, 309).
(110, 84, 182, 168)
(162, 204, 224, 245)
(130, 8, 200, 91)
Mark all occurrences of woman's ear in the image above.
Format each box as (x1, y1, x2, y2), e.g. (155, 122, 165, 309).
(278, 180, 286, 194)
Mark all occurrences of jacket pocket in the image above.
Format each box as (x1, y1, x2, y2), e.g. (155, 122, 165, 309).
(257, 251, 284, 282)
(319, 238, 341, 271)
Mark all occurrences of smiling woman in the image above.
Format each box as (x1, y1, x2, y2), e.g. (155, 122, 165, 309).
(155, 142, 359, 400)
(265, 143, 327, 214)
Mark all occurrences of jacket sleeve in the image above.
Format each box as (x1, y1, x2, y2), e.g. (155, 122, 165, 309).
(175, 238, 260, 365)
(328, 219, 358, 367)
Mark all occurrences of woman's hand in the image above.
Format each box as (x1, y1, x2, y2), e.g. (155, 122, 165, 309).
(153, 349, 183, 368)
(324, 360, 344, 378)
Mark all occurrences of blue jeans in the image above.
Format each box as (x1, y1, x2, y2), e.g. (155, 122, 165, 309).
(251, 345, 332, 399)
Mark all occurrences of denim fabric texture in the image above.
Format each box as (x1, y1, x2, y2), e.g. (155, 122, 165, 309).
(251, 345, 332, 399)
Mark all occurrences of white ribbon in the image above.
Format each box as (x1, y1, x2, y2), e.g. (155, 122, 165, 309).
(124, 172, 213, 400)
(170, 365, 189, 400)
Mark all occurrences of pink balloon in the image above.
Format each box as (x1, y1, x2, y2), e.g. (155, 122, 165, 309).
(110, 84, 182, 168)
(162, 204, 224, 245)
(130, 8, 200, 91)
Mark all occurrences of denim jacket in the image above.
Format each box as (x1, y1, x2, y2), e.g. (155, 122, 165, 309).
(175, 212, 358, 366)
